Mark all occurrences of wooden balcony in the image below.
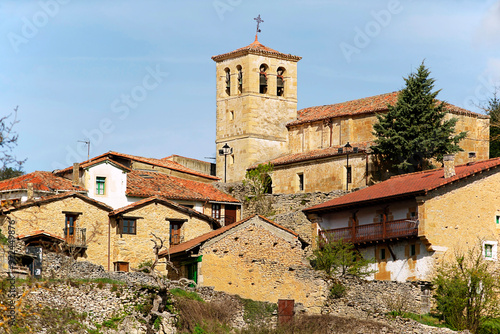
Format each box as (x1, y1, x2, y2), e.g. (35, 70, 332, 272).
(319, 219, 419, 244)
(62, 227, 87, 247)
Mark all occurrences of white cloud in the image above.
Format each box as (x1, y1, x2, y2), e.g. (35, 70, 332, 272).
(475, 0, 500, 45)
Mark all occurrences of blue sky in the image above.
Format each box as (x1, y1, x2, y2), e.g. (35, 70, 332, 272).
(1, 0, 499, 173)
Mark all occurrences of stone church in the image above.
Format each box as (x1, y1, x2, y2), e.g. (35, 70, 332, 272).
(212, 36, 490, 194)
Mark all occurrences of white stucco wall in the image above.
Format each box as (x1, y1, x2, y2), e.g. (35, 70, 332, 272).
(85, 162, 128, 209)
(360, 241, 435, 282)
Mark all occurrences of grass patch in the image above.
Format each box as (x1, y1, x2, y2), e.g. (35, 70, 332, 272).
(170, 288, 204, 302)
(175, 297, 237, 333)
(388, 311, 448, 328)
(101, 314, 125, 329)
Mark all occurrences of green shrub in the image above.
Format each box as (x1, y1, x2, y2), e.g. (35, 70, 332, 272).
(239, 298, 276, 324)
(329, 281, 346, 299)
(170, 288, 204, 302)
(311, 238, 374, 278)
(137, 259, 153, 273)
(479, 318, 500, 334)
(433, 245, 500, 333)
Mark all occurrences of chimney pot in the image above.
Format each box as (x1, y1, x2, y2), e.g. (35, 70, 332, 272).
(27, 182, 34, 200)
(443, 154, 456, 178)
(72, 163, 80, 186)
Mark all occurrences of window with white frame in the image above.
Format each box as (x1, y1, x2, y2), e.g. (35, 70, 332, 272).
(483, 241, 498, 260)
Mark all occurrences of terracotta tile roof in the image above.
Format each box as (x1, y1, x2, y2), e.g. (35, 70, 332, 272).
(17, 230, 65, 243)
(126, 170, 239, 203)
(79, 157, 131, 172)
(2, 191, 113, 213)
(288, 91, 489, 127)
(108, 195, 220, 228)
(161, 155, 211, 165)
(212, 36, 301, 62)
(159, 215, 299, 257)
(54, 151, 219, 181)
(304, 157, 500, 213)
(250, 142, 371, 168)
(0, 171, 86, 193)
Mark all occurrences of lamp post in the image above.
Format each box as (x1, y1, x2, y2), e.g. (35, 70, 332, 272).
(344, 142, 352, 191)
(218, 143, 232, 183)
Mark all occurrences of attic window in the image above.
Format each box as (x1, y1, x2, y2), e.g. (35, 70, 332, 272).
(96, 176, 105, 195)
(468, 152, 476, 159)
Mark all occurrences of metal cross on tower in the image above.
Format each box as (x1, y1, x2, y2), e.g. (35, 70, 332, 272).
(254, 14, 263, 34)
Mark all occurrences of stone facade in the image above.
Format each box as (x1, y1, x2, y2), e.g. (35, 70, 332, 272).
(170, 216, 329, 313)
(418, 167, 500, 261)
(1, 194, 111, 269)
(213, 39, 300, 182)
(110, 199, 216, 272)
(271, 153, 367, 194)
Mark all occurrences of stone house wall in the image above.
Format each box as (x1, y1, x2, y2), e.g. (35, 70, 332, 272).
(197, 217, 328, 313)
(271, 154, 367, 194)
(2, 196, 111, 268)
(419, 167, 500, 262)
(111, 202, 215, 272)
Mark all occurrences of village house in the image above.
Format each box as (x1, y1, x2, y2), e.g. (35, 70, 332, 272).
(303, 155, 500, 282)
(213, 37, 490, 193)
(160, 214, 328, 313)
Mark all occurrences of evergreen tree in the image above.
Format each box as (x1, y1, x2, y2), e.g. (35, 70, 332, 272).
(486, 92, 500, 158)
(371, 62, 466, 174)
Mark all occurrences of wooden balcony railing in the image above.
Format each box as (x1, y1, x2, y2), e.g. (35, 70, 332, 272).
(62, 227, 87, 247)
(319, 219, 419, 244)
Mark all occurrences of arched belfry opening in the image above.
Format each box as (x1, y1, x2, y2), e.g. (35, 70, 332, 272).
(237, 65, 243, 94)
(259, 64, 268, 94)
(277, 67, 285, 96)
(225, 68, 231, 96)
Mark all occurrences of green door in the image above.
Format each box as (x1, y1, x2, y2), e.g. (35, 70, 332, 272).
(187, 263, 197, 287)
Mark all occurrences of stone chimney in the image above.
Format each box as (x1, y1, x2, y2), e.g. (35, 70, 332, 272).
(72, 163, 80, 186)
(443, 154, 456, 178)
(27, 182, 34, 200)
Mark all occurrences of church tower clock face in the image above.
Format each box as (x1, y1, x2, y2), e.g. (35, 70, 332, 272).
(212, 23, 301, 182)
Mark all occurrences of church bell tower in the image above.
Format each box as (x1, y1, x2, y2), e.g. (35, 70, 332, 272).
(212, 22, 301, 182)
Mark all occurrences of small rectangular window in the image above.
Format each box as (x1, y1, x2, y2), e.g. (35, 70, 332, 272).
(212, 204, 221, 219)
(298, 173, 304, 191)
(468, 152, 476, 159)
(346, 166, 352, 184)
(410, 244, 416, 257)
(122, 219, 136, 235)
(380, 248, 386, 260)
(170, 221, 184, 245)
(496, 215, 500, 225)
(96, 177, 106, 195)
(485, 244, 493, 258)
(114, 261, 129, 272)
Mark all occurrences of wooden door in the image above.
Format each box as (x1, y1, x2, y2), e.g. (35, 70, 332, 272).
(65, 215, 76, 244)
(170, 222, 182, 245)
(225, 205, 237, 225)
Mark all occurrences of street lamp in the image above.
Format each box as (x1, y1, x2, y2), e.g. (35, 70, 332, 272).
(218, 143, 233, 183)
(344, 142, 352, 191)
